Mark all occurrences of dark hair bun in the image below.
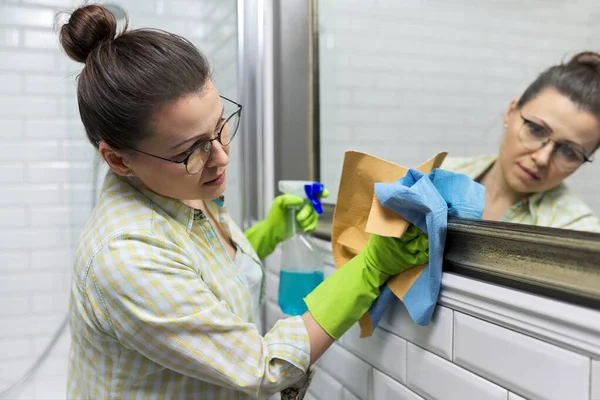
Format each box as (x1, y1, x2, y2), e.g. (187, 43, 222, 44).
(567, 51, 600, 74)
(59, 4, 119, 63)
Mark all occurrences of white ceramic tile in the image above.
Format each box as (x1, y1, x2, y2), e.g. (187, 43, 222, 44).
(0, 28, 20, 47)
(454, 312, 590, 400)
(25, 119, 82, 139)
(0, 164, 25, 183)
(0, 294, 30, 316)
(0, 5, 56, 28)
(509, 393, 526, 400)
(0, 338, 33, 360)
(27, 161, 91, 183)
(266, 270, 279, 303)
(34, 330, 70, 359)
(0, 251, 29, 272)
(592, 360, 600, 400)
(407, 343, 507, 400)
(30, 249, 72, 269)
(0, 206, 27, 227)
(62, 183, 94, 205)
(24, 74, 74, 94)
(0, 96, 60, 117)
(0, 314, 60, 338)
(373, 369, 424, 400)
(343, 389, 361, 400)
(0, 228, 71, 250)
(0, 72, 22, 93)
(0, 360, 37, 384)
(0, 141, 59, 161)
(32, 292, 69, 313)
(23, 29, 60, 50)
(162, 0, 212, 17)
(307, 368, 343, 400)
(34, 354, 68, 380)
(62, 140, 95, 161)
(1, 383, 36, 400)
(21, 0, 77, 6)
(319, 343, 371, 400)
(29, 204, 91, 226)
(0, 51, 56, 73)
(340, 323, 407, 384)
(265, 301, 284, 331)
(381, 301, 453, 360)
(0, 270, 68, 294)
(0, 119, 23, 138)
(0, 184, 62, 206)
(34, 378, 67, 400)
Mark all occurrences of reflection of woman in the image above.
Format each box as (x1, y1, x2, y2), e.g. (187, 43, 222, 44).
(60, 5, 428, 399)
(443, 51, 600, 232)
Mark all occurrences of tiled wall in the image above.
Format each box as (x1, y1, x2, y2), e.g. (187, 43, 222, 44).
(318, 0, 600, 214)
(264, 241, 600, 400)
(0, 1, 239, 398)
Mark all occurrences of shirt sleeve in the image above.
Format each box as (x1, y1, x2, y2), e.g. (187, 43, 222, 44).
(88, 230, 311, 398)
(558, 212, 600, 233)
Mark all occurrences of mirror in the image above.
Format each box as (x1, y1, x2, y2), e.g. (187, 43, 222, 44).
(316, 0, 600, 233)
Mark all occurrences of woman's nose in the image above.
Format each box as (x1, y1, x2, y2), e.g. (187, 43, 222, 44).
(531, 140, 554, 166)
(205, 141, 229, 168)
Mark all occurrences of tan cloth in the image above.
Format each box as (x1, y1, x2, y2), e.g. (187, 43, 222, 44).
(331, 151, 447, 335)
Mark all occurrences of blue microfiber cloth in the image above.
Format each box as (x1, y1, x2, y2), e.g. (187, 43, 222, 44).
(363, 168, 485, 334)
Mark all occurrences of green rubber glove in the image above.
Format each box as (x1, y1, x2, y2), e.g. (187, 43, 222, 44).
(304, 224, 429, 340)
(244, 189, 330, 260)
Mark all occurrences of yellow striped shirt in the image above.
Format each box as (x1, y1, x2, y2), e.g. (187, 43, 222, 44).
(442, 155, 600, 232)
(67, 171, 310, 399)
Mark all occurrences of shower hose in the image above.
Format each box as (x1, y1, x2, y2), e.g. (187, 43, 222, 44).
(0, 159, 101, 399)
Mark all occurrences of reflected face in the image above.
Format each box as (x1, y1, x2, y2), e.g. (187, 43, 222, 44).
(125, 81, 230, 201)
(499, 88, 599, 194)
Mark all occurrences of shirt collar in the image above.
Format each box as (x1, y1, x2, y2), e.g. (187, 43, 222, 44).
(114, 172, 227, 230)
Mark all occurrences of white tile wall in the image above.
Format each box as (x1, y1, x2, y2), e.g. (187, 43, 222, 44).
(593, 361, 600, 400)
(372, 369, 424, 400)
(307, 367, 344, 400)
(380, 301, 454, 360)
(454, 312, 590, 400)
(318, 0, 600, 217)
(509, 393, 527, 400)
(0, 0, 240, 398)
(407, 343, 508, 400)
(318, 343, 372, 400)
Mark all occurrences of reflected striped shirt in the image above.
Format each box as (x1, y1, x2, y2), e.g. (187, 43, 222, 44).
(442, 155, 600, 232)
(67, 171, 311, 399)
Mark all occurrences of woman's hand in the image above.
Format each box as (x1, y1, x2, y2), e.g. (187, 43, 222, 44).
(244, 190, 329, 260)
(304, 225, 429, 341)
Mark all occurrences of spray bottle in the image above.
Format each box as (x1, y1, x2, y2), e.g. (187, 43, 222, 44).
(277, 180, 326, 316)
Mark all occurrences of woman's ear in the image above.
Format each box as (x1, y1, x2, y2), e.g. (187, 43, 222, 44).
(98, 141, 134, 177)
(503, 97, 520, 128)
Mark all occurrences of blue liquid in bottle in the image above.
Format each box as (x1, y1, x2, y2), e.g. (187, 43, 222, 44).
(278, 270, 324, 316)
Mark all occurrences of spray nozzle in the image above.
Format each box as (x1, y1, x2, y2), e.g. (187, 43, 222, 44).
(278, 180, 325, 215)
(303, 182, 324, 215)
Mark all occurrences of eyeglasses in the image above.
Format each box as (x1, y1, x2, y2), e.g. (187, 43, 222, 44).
(518, 114, 594, 172)
(120, 95, 242, 175)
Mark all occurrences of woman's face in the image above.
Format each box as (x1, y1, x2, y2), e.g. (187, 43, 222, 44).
(104, 80, 231, 202)
(499, 88, 599, 195)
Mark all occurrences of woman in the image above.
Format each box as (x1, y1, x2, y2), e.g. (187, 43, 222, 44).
(60, 5, 429, 399)
(443, 52, 600, 232)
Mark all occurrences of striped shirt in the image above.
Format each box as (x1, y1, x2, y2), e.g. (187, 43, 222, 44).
(442, 155, 600, 232)
(67, 171, 310, 399)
